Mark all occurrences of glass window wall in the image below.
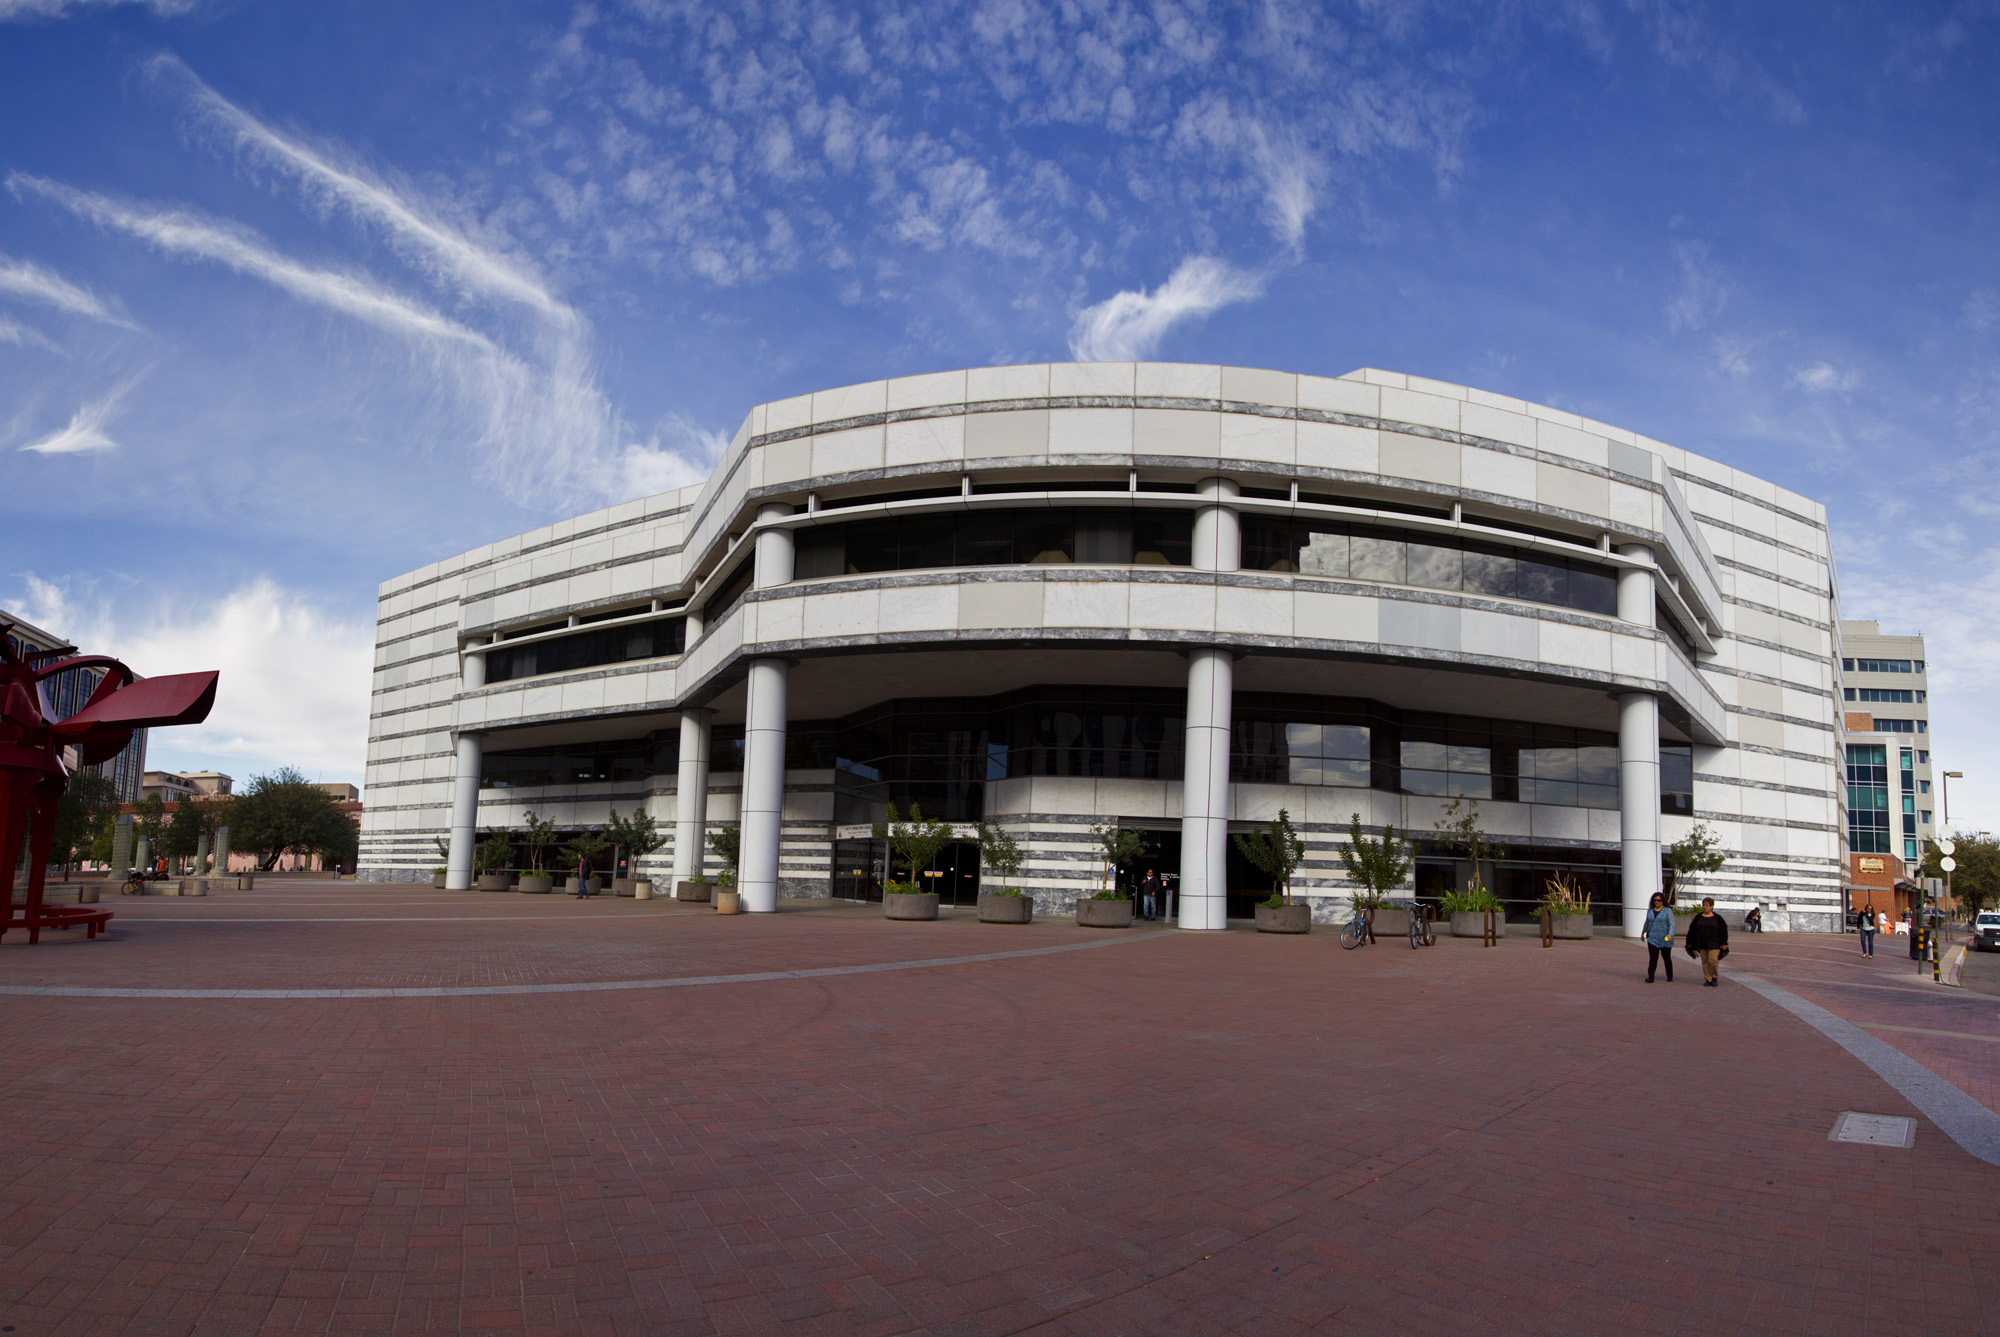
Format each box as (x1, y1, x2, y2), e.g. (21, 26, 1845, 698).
(794, 508, 1194, 578)
(1242, 517, 1618, 615)
(485, 616, 687, 685)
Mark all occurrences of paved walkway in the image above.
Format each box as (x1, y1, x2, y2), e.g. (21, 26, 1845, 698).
(2, 885, 1997, 1335)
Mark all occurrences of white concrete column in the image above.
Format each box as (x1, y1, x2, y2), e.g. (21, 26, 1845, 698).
(1179, 647, 1234, 930)
(1192, 476, 1241, 572)
(1615, 544, 1659, 937)
(445, 640, 488, 892)
(738, 504, 795, 914)
(672, 707, 713, 885)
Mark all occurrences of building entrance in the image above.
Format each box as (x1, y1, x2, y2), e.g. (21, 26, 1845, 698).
(829, 837, 981, 905)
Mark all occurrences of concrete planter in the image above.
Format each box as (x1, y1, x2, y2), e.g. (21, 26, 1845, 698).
(1553, 914, 1594, 940)
(1076, 897, 1134, 928)
(715, 890, 742, 915)
(179, 878, 208, 897)
(1367, 906, 1411, 937)
(1255, 903, 1312, 934)
(433, 872, 447, 888)
(1450, 910, 1497, 938)
(886, 892, 940, 921)
(977, 893, 1033, 924)
(633, 880, 653, 901)
(518, 875, 554, 894)
(476, 873, 511, 892)
(238, 875, 255, 890)
(79, 884, 101, 904)
(612, 877, 639, 897)
(676, 880, 712, 903)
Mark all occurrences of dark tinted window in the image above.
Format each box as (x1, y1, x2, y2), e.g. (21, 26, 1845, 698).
(485, 616, 687, 685)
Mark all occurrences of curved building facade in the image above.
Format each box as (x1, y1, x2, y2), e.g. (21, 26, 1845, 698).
(359, 364, 1845, 933)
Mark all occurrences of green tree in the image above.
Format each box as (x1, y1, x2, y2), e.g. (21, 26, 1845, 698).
(604, 806, 666, 877)
(230, 768, 355, 871)
(874, 802, 955, 894)
(706, 826, 740, 886)
(160, 794, 219, 870)
(131, 793, 168, 852)
(1335, 812, 1413, 908)
(50, 770, 118, 876)
(1664, 822, 1727, 907)
(520, 812, 559, 874)
(1090, 823, 1153, 898)
(1923, 833, 2000, 915)
(974, 820, 1026, 893)
(1234, 808, 1307, 906)
(473, 833, 512, 875)
(561, 829, 610, 881)
(1439, 798, 1502, 897)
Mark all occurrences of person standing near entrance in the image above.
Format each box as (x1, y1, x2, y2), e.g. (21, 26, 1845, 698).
(1642, 893, 1675, 982)
(1140, 868, 1161, 921)
(1684, 897, 1730, 986)
(1857, 902, 1877, 957)
(574, 849, 594, 899)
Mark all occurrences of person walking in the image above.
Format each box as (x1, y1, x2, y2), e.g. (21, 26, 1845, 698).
(574, 849, 593, 899)
(1642, 893, 1675, 982)
(1139, 869, 1161, 921)
(1857, 902, 1877, 957)
(1684, 897, 1730, 986)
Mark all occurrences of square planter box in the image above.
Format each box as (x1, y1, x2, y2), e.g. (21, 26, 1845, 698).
(976, 893, 1032, 924)
(1450, 910, 1501, 938)
(886, 892, 939, 921)
(612, 877, 639, 897)
(433, 873, 447, 889)
(1075, 898, 1134, 928)
(1367, 906, 1412, 937)
(676, 881, 713, 903)
(1254, 904, 1311, 934)
(1552, 914, 1594, 939)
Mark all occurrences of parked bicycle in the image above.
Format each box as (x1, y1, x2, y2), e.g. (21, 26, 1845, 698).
(1408, 903, 1437, 948)
(1339, 905, 1374, 950)
(120, 868, 166, 895)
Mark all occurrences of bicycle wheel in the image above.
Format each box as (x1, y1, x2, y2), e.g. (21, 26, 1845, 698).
(1339, 919, 1364, 950)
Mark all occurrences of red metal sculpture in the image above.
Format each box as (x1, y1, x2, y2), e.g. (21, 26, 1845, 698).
(0, 624, 217, 944)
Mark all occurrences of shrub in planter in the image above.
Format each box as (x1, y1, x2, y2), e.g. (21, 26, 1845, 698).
(605, 806, 668, 898)
(874, 804, 955, 919)
(1236, 810, 1309, 934)
(1540, 872, 1594, 939)
(1443, 886, 1504, 937)
(976, 887, 1033, 923)
(432, 868, 447, 889)
(676, 877, 712, 902)
(1337, 813, 1415, 940)
(517, 874, 554, 894)
(974, 822, 1033, 923)
(473, 834, 512, 892)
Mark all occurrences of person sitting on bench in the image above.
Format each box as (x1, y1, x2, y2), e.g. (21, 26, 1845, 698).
(1743, 905, 1763, 933)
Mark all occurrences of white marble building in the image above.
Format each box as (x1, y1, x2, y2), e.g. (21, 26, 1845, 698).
(359, 363, 1845, 933)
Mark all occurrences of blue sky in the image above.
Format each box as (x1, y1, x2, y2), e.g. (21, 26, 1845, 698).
(2, 0, 1996, 826)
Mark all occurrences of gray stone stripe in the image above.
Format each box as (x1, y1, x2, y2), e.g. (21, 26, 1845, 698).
(1733, 971, 2000, 1167)
(0, 931, 1164, 1000)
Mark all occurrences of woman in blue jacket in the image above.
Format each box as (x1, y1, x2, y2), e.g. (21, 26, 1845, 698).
(1643, 892, 1675, 982)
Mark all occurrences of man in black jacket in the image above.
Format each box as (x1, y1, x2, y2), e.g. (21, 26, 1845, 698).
(1685, 897, 1730, 986)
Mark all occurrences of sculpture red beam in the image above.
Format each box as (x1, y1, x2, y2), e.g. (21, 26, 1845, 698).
(0, 625, 217, 945)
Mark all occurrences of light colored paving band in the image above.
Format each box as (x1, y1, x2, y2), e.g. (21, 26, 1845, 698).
(114, 916, 694, 923)
(1735, 971, 2000, 1167)
(0, 931, 1165, 1000)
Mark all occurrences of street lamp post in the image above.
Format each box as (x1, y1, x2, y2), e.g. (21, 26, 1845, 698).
(1933, 772, 1964, 982)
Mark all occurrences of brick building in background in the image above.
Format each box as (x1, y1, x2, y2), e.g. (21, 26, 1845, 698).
(1839, 620, 1937, 920)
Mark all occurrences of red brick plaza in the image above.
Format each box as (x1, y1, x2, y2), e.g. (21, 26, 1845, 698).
(3, 883, 1997, 1336)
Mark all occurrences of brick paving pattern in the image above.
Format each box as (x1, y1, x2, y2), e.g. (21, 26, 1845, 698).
(2, 881, 1997, 1335)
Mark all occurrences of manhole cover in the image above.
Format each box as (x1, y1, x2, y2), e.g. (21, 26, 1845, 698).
(1829, 1112, 1916, 1148)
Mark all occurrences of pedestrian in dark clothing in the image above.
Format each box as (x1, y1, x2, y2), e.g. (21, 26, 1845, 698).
(574, 851, 593, 898)
(1857, 903, 1876, 957)
(1139, 869, 1162, 921)
(1743, 905, 1763, 933)
(1684, 897, 1729, 986)
(1642, 893, 1675, 982)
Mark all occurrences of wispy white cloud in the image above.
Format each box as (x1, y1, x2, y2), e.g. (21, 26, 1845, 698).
(18, 392, 123, 454)
(11, 174, 492, 348)
(0, 0, 190, 20)
(1069, 256, 1265, 361)
(1665, 239, 1731, 333)
(0, 252, 136, 327)
(0, 313, 59, 351)
(11, 573, 372, 782)
(152, 54, 576, 326)
(1247, 125, 1320, 252)
(1789, 360, 1858, 393)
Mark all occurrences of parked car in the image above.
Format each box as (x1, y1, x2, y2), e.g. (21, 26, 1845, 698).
(1972, 912, 2000, 953)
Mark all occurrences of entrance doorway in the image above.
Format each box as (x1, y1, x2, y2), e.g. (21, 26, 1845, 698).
(829, 838, 981, 906)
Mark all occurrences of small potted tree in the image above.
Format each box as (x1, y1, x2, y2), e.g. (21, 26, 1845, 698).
(561, 829, 610, 896)
(708, 827, 742, 913)
(1237, 809, 1310, 934)
(874, 803, 955, 921)
(605, 807, 667, 897)
(517, 812, 557, 893)
(1666, 823, 1725, 925)
(974, 820, 1032, 924)
(1438, 799, 1505, 938)
(1541, 871, 1594, 939)
(1078, 824, 1148, 927)
(1336, 814, 1414, 938)
(474, 834, 513, 892)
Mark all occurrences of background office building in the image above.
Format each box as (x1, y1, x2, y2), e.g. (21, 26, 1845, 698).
(2, 608, 148, 803)
(359, 364, 1847, 932)
(1838, 620, 1938, 916)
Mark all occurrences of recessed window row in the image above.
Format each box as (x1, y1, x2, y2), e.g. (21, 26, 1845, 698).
(1843, 657, 1922, 673)
(483, 616, 687, 686)
(1844, 688, 1923, 703)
